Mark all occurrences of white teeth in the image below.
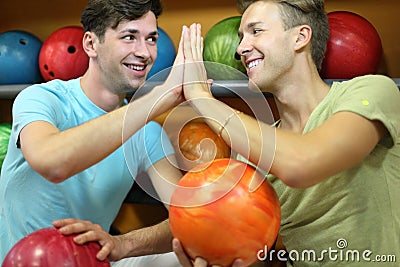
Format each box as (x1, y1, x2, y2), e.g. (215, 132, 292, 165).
(248, 59, 262, 69)
(127, 64, 145, 71)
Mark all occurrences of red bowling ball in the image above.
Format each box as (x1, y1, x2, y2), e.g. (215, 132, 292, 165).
(320, 11, 383, 79)
(39, 26, 89, 81)
(2, 227, 110, 267)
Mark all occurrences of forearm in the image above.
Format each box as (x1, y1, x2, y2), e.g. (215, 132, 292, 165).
(190, 95, 319, 187)
(194, 96, 386, 188)
(21, 90, 171, 183)
(119, 219, 173, 258)
(187, 92, 275, 173)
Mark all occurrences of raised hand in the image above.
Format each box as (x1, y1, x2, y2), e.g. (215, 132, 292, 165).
(140, 26, 187, 119)
(181, 23, 212, 101)
(158, 25, 185, 99)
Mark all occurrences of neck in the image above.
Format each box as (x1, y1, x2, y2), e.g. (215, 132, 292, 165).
(273, 72, 330, 133)
(80, 71, 126, 112)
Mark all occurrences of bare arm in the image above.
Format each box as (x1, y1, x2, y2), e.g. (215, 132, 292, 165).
(181, 24, 387, 188)
(54, 218, 173, 261)
(20, 47, 184, 183)
(146, 157, 182, 209)
(271, 111, 386, 187)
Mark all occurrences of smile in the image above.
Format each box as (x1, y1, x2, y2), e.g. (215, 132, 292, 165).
(125, 64, 146, 71)
(247, 59, 262, 70)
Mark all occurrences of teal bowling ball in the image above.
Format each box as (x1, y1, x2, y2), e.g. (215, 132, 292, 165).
(0, 30, 43, 85)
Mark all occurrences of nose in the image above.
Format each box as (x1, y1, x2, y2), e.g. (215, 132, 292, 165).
(236, 38, 251, 59)
(133, 39, 152, 59)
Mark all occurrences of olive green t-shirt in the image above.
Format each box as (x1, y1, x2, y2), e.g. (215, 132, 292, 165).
(255, 75, 400, 266)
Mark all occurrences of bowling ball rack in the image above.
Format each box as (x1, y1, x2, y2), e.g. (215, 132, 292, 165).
(1, 79, 399, 100)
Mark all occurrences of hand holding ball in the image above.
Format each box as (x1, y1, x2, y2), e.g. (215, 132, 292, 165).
(2, 227, 110, 267)
(169, 158, 281, 267)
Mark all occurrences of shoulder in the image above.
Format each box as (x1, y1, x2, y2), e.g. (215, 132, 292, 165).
(332, 75, 399, 105)
(15, 78, 79, 103)
(336, 75, 398, 94)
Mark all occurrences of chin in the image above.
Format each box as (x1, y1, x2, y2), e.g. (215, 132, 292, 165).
(247, 77, 263, 93)
(248, 75, 274, 94)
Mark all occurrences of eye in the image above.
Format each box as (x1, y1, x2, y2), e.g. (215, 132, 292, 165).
(147, 35, 158, 44)
(253, 28, 262, 35)
(123, 35, 135, 41)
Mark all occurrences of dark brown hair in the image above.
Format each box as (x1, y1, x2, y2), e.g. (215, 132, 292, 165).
(81, 0, 163, 41)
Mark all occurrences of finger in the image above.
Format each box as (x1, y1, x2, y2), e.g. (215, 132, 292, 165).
(57, 219, 99, 236)
(172, 238, 193, 267)
(173, 26, 185, 65)
(161, 25, 185, 93)
(232, 259, 245, 267)
(182, 25, 193, 61)
(182, 25, 190, 58)
(193, 257, 208, 267)
(190, 23, 198, 60)
(52, 218, 79, 228)
(96, 241, 113, 261)
(195, 23, 202, 60)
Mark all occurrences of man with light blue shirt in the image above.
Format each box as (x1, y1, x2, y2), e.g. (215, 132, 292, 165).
(0, 0, 184, 266)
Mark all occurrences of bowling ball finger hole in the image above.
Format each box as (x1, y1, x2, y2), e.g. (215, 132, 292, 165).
(19, 39, 28, 45)
(67, 46, 76, 54)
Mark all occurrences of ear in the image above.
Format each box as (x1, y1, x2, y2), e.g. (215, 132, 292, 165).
(82, 31, 97, 58)
(294, 25, 312, 51)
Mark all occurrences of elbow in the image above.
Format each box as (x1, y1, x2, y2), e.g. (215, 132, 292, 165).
(279, 168, 311, 189)
(29, 159, 71, 184)
(274, 154, 317, 189)
(42, 168, 70, 184)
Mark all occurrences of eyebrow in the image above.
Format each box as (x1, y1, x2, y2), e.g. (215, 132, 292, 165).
(238, 21, 264, 37)
(120, 29, 158, 36)
(247, 21, 264, 29)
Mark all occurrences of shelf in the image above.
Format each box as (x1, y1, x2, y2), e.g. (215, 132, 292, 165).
(1, 79, 400, 99)
(0, 84, 33, 100)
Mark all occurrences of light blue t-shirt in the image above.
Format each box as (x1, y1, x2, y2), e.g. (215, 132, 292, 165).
(0, 78, 174, 261)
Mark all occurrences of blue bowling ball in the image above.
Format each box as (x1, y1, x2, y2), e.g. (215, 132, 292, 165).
(0, 30, 43, 85)
(147, 27, 176, 80)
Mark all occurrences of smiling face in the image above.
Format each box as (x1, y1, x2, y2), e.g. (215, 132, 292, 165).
(237, 1, 296, 92)
(93, 11, 158, 94)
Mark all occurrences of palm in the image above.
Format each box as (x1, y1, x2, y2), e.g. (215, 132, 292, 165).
(181, 24, 210, 100)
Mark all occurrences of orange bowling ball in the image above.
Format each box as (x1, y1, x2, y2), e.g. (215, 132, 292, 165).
(176, 121, 231, 171)
(169, 158, 281, 267)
